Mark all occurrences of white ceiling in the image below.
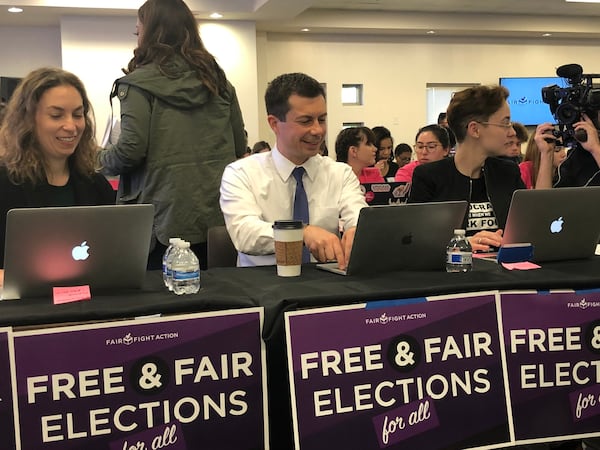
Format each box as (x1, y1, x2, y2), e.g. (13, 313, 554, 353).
(2, 0, 600, 39)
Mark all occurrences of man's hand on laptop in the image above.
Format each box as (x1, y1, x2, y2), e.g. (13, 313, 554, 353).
(340, 226, 357, 270)
(304, 225, 348, 269)
(470, 229, 503, 252)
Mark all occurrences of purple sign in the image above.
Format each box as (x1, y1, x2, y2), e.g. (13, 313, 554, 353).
(501, 291, 600, 442)
(286, 293, 510, 450)
(0, 329, 16, 450)
(12, 308, 267, 450)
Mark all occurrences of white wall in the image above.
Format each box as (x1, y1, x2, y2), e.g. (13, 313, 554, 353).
(257, 33, 600, 154)
(3, 21, 600, 156)
(1, 18, 259, 145)
(60, 16, 136, 139)
(0, 26, 61, 76)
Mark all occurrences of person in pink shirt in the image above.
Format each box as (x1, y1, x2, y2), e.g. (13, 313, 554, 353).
(335, 126, 382, 183)
(395, 124, 450, 182)
(519, 132, 567, 189)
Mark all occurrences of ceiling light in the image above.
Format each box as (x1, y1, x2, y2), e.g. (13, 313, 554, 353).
(301, 28, 310, 32)
(8, 7, 23, 13)
(542, 33, 552, 37)
(426, 30, 436, 35)
(565, 0, 600, 3)
(209, 12, 223, 19)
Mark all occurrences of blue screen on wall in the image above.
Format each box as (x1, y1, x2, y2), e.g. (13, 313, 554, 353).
(499, 77, 567, 126)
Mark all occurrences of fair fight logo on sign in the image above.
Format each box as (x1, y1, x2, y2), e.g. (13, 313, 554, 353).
(501, 291, 600, 443)
(12, 308, 268, 450)
(285, 292, 510, 450)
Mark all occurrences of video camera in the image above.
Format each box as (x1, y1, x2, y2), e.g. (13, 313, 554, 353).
(541, 63, 600, 148)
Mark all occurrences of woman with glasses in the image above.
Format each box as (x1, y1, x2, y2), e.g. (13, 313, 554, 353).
(408, 85, 554, 252)
(395, 124, 450, 182)
(520, 132, 566, 189)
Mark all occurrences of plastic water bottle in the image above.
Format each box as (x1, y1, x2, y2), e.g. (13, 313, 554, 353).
(446, 229, 473, 273)
(162, 237, 182, 289)
(171, 241, 201, 295)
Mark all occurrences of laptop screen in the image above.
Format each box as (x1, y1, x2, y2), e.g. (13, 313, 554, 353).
(2, 204, 154, 299)
(361, 181, 410, 206)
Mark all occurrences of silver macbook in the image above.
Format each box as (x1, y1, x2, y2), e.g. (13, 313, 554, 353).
(503, 186, 600, 262)
(317, 201, 468, 275)
(2, 204, 154, 300)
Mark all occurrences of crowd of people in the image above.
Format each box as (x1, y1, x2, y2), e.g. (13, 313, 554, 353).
(0, 0, 599, 279)
(1, 1, 600, 449)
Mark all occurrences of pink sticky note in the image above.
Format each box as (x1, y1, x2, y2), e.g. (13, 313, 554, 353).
(53, 286, 92, 304)
(501, 261, 541, 271)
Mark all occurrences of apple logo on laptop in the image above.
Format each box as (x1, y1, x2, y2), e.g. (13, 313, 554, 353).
(401, 233, 413, 245)
(72, 241, 90, 261)
(550, 217, 564, 234)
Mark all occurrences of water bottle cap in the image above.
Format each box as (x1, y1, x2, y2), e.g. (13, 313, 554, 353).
(454, 229, 466, 236)
(180, 241, 191, 249)
(169, 237, 182, 244)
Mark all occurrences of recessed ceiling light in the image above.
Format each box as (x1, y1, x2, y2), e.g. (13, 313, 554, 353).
(566, 0, 600, 3)
(301, 28, 310, 32)
(209, 12, 223, 19)
(8, 7, 23, 13)
(542, 33, 552, 37)
(426, 30, 436, 34)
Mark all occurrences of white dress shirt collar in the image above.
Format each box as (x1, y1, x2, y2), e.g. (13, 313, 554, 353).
(271, 146, 320, 182)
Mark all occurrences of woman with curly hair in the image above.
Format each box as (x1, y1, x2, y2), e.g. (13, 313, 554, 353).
(98, 0, 247, 270)
(0, 67, 115, 274)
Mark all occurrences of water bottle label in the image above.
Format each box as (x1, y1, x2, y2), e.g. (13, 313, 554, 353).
(447, 251, 472, 264)
(173, 270, 200, 281)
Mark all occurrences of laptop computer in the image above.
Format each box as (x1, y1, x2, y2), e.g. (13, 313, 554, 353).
(2, 204, 154, 300)
(502, 186, 600, 262)
(361, 181, 410, 206)
(317, 201, 467, 275)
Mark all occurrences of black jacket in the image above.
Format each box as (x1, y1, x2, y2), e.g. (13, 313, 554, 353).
(554, 144, 600, 187)
(408, 156, 525, 230)
(0, 166, 115, 266)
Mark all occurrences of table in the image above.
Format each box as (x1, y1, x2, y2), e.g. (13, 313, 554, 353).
(2, 257, 600, 448)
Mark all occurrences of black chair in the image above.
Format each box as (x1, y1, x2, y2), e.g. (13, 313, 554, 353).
(206, 226, 238, 268)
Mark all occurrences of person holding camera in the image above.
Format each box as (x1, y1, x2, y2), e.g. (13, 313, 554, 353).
(540, 63, 600, 188)
(553, 112, 600, 187)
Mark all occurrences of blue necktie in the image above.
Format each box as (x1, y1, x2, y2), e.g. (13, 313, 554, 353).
(292, 167, 310, 263)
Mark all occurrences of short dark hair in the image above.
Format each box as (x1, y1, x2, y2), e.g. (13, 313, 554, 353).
(265, 73, 325, 121)
(394, 143, 412, 157)
(251, 140, 271, 153)
(335, 126, 375, 163)
(415, 124, 451, 149)
(437, 112, 447, 124)
(512, 122, 529, 143)
(446, 85, 509, 143)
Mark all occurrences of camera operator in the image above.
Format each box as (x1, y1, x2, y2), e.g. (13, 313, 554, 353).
(554, 112, 600, 187)
(540, 63, 600, 188)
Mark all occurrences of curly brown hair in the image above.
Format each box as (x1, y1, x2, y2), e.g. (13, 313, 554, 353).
(127, 0, 227, 96)
(0, 67, 97, 185)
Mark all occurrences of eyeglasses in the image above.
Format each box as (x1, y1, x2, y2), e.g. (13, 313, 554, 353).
(414, 143, 442, 152)
(478, 121, 513, 129)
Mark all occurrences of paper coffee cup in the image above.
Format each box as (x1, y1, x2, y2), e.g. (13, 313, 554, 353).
(273, 220, 304, 277)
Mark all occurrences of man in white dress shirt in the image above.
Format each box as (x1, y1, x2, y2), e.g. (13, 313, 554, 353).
(220, 72, 367, 268)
